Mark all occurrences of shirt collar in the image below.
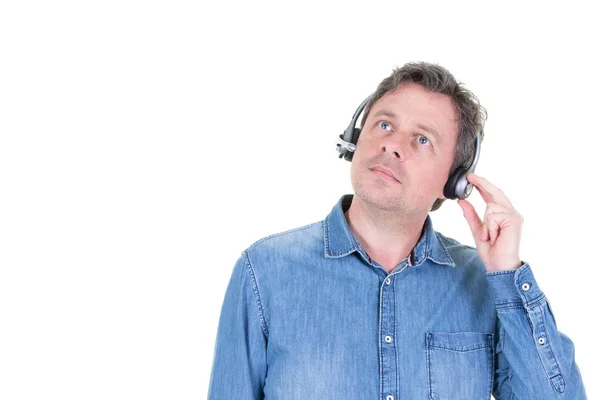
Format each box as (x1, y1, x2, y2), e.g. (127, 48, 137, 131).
(324, 194, 455, 268)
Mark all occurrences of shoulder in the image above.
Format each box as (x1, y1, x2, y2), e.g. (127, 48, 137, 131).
(243, 219, 324, 259)
(435, 230, 472, 251)
(434, 230, 485, 271)
(434, 229, 474, 252)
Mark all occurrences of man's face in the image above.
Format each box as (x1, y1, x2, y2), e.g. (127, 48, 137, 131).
(350, 82, 459, 214)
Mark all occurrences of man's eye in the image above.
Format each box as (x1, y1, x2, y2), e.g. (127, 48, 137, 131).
(378, 121, 392, 130)
(418, 135, 431, 146)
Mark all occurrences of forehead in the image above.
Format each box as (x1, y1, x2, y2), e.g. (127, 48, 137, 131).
(369, 82, 459, 137)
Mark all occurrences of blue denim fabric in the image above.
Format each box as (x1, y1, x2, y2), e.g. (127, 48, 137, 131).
(208, 194, 587, 399)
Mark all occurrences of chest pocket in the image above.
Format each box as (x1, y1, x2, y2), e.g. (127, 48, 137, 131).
(426, 331, 494, 400)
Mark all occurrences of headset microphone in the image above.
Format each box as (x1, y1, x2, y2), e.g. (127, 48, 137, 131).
(336, 93, 482, 200)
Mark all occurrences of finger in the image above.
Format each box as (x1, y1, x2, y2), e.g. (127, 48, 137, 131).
(477, 203, 505, 242)
(480, 222, 489, 242)
(467, 173, 514, 208)
(485, 211, 513, 246)
(482, 205, 507, 243)
(488, 216, 499, 246)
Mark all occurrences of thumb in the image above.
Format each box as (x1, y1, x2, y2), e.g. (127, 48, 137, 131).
(458, 199, 482, 238)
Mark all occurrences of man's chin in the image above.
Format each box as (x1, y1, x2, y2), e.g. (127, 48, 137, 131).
(353, 187, 406, 212)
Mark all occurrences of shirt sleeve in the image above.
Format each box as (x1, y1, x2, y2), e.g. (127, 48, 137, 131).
(486, 262, 587, 399)
(207, 251, 268, 399)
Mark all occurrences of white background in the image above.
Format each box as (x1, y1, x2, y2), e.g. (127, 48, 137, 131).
(1, 0, 598, 399)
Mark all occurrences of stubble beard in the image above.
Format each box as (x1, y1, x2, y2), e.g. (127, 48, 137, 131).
(352, 172, 409, 214)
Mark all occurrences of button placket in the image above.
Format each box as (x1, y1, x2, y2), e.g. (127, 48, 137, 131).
(379, 272, 397, 400)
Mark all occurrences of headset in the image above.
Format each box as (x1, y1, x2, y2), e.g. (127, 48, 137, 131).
(336, 93, 482, 200)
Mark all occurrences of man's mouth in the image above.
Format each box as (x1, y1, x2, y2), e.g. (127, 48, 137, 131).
(370, 166, 400, 183)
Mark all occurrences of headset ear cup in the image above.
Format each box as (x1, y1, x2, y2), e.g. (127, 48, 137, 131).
(345, 128, 361, 162)
(442, 133, 482, 200)
(351, 127, 361, 144)
(444, 169, 464, 199)
(338, 94, 372, 162)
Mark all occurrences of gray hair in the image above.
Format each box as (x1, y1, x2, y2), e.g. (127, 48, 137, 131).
(359, 62, 487, 212)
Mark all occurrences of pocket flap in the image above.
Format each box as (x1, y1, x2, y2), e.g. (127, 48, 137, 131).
(426, 331, 493, 352)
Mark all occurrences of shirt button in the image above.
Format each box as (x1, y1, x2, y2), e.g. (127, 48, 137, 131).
(385, 278, 391, 285)
(385, 335, 393, 343)
(386, 395, 394, 400)
(538, 337, 546, 345)
(521, 283, 530, 291)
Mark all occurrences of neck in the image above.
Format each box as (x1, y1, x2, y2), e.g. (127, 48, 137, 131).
(344, 195, 427, 270)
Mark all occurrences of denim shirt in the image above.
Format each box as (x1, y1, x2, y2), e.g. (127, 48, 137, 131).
(208, 194, 586, 399)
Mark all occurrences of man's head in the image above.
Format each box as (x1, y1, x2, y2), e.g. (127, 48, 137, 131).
(349, 62, 487, 214)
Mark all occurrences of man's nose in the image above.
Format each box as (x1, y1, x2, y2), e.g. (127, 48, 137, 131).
(380, 133, 411, 159)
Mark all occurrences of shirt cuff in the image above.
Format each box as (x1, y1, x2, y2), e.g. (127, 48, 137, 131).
(486, 262, 545, 308)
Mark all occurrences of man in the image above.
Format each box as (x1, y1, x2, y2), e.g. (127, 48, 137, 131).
(208, 62, 587, 399)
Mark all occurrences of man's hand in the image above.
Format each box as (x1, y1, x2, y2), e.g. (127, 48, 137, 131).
(457, 173, 523, 273)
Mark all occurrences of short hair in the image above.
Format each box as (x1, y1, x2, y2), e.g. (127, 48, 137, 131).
(359, 62, 487, 212)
